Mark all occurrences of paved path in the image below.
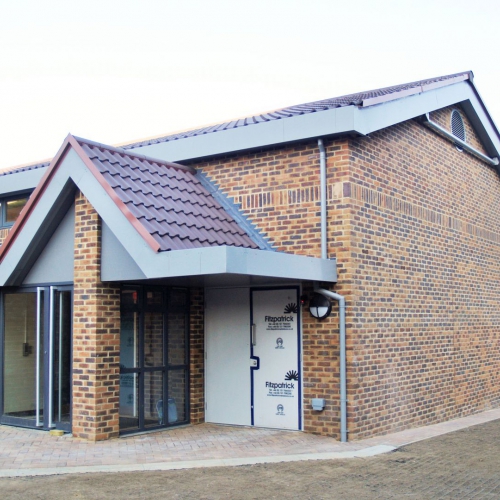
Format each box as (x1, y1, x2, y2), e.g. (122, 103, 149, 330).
(1, 408, 499, 477)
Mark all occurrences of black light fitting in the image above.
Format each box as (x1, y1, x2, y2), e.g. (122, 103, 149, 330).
(309, 292, 332, 320)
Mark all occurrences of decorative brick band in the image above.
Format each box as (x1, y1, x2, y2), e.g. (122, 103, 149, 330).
(350, 182, 500, 246)
(236, 186, 323, 210)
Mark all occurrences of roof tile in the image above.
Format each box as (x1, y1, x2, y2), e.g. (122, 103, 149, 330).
(74, 137, 260, 252)
(123, 71, 472, 151)
(1, 71, 472, 177)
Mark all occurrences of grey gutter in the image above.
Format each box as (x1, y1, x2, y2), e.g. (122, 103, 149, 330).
(421, 113, 499, 167)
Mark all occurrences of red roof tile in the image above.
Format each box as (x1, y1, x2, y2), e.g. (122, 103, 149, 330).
(75, 137, 260, 252)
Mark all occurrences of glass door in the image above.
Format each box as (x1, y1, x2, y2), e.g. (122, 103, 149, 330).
(1, 286, 72, 431)
(2, 290, 39, 426)
(50, 288, 72, 430)
(119, 286, 189, 434)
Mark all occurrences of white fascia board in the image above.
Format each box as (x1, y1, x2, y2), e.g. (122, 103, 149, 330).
(101, 222, 146, 281)
(354, 82, 500, 158)
(225, 246, 337, 282)
(70, 158, 154, 261)
(0, 167, 48, 196)
(462, 88, 500, 157)
(0, 149, 153, 285)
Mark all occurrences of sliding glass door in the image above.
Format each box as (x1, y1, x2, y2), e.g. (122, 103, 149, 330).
(2, 291, 38, 424)
(1, 286, 72, 431)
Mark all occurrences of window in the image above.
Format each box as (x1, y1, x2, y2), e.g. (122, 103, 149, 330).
(0, 193, 30, 228)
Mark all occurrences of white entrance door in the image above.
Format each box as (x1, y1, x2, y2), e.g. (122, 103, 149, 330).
(251, 288, 301, 430)
(205, 287, 301, 430)
(205, 288, 251, 426)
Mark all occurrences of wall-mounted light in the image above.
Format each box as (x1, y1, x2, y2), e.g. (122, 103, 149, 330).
(309, 292, 332, 320)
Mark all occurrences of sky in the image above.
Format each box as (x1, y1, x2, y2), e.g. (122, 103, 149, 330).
(1, 0, 499, 171)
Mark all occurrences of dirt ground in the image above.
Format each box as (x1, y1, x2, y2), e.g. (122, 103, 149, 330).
(2, 419, 500, 499)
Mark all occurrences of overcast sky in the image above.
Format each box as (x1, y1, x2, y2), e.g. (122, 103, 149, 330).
(1, 0, 499, 171)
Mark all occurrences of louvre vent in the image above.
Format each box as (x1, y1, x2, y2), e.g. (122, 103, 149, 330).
(451, 110, 466, 143)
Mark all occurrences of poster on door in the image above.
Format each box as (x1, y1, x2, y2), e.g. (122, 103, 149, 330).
(252, 288, 301, 430)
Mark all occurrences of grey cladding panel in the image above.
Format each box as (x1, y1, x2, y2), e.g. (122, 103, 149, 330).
(101, 222, 146, 281)
(23, 204, 75, 285)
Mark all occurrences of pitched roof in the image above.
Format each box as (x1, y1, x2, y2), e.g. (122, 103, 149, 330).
(122, 71, 472, 150)
(0, 135, 260, 260)
(1, 71, 474, 177)
(77, 138, 260, 251)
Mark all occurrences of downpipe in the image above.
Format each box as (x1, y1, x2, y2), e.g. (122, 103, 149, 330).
(314, 286, 347, 442)
(315, 139, 348, 442)
(318, 139, 327, 260)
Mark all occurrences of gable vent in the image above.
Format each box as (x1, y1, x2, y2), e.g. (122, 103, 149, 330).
(451, 110, 466, 149)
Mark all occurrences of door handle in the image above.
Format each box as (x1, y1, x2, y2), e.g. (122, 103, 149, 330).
(251, 324, 256, 346)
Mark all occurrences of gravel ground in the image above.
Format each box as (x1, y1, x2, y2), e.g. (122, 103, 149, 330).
(2, 418, 499, 499)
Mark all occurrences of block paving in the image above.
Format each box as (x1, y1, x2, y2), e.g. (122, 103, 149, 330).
(0, 408, 499, 477)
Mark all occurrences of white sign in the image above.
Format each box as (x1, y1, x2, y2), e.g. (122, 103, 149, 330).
(252, 288, 301, 430)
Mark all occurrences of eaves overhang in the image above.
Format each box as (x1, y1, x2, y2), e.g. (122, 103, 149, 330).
(128, 80, 500, 164)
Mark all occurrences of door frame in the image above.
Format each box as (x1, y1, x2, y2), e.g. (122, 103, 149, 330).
(0, 283, 73, 431)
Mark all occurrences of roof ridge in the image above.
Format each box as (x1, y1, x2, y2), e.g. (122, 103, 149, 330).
(301, 71, 473, 109)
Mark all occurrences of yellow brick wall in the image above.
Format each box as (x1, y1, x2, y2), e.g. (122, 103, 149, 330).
(189, 287, 205, 424)
(190, 110, 500, 440)
(72, 191, 121, 441)
(344, 115, 500, 438)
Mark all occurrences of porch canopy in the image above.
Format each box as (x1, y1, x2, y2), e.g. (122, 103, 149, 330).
(0, 135, 336, 288)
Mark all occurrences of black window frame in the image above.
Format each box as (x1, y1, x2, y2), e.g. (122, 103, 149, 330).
(0, 192, 32, 229)
(119, 284, 190, 435)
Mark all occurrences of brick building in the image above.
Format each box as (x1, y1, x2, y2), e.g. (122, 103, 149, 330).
(1, 71, 499, 442)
